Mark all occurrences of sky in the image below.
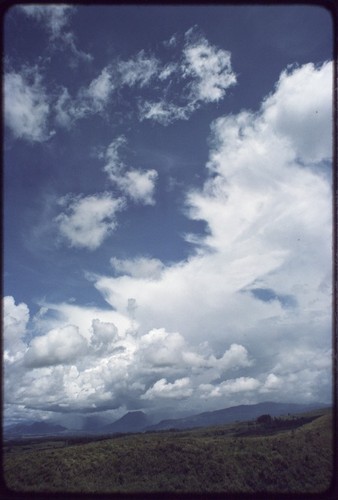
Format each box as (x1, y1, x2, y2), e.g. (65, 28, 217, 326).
(3, 3, 334, 428)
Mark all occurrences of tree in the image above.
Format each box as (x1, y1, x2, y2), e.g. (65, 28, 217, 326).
(256, 414, 273, 425)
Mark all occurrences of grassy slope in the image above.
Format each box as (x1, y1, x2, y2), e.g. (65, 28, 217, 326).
(3, 410, 333, 494)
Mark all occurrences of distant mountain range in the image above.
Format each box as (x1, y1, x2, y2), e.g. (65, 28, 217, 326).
(4, 421, 67, 437)
(3, 401, 329, 438)
(145, 401, 328, 432)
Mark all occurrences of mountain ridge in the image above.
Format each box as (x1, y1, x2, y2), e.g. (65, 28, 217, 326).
(145, 401, 329, 432)
(4, 401, 330, 438)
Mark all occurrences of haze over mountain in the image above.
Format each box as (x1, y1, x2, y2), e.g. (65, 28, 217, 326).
(3, 402, 329, 438)
(5, 421, 67, 437)
(146, 402, 329, 432)
(103, 411, 151, 434)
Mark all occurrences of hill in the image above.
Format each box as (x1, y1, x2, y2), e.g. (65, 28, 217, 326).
(3, 408, 333, 494)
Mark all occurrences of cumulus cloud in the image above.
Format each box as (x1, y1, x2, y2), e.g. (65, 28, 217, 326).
(4, 67, 54, 142)
(90, 319, 119, 354)
(200, 377, 260, 398)
(117, 169, 158, 205)
(142, 377, 193, 400)
(3, 296, 29, 361)
(3, 296, 257, 415)
(55, 193, 125, 250)
(24, 324, 87, 368)
(261, 61, 332, 163)
(92, 61, 332, 408)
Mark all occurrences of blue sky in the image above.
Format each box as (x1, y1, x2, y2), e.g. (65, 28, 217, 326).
(3, 4, 333, 427)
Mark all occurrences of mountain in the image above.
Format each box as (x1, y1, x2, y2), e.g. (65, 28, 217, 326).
(3, 402, 329, 438)
(4, 421, 67, 437)
(103, 411, 151, 434)
(146, 402, 329, 432)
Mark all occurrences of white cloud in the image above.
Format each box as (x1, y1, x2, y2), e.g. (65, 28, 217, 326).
(137, 328, 186, 368)
(215, 343, 253, 371)
(138, 29, 237, 125)
(54, 87, 74, 128)
(13, 28, 237, 133)
(200, 377, 260, 398)
(142, 377, 193, 400)
(55, 68, 114, 128)
(61, 31, 93, 64)
(24, 324, 87, 368)
(19, 5, 92, 64)
(101, 136, 158, 205)
(86, 68, 114, 109)
(55, 193, 125, 250)
(118, 50, 159, 87)
(260, 373, 283, 393)
(116, 169, 158, 205)
(4, 61, 333, 422)
(4, 67, 53, 142)
(262, 61, 332, 163)
(158, 62, 178, 80)
(111, 256, 165, 279)
(92, 61, 332, 408)
(182, 33, 237, 103)
(90, 319, 119, 354)
(4, 296, 256, 415)
(139, 100, 193, 125)
(19, 5, 74, 39)
(3, 296, 29, 362)
(102, 135, 127, 175)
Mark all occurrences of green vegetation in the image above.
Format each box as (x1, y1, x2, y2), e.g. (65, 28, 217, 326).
(3, 408, 333, 494)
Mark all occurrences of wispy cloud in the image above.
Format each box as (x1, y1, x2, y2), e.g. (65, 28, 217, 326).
(138, 100, 193, 125)
(117, 50, 159, 87)
(139, 28, 237, 125)
(5, 26, 237, 139)
(101, 136, 158, 205)
(19, 5, 75, 39)
(55, 68, 115, 127)
(19, 5, 92, 64)
(182, 29, 237, 103)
